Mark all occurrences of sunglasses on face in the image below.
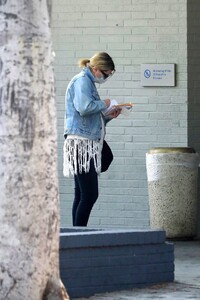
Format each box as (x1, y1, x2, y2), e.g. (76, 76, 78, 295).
(99, 69, 115, 79)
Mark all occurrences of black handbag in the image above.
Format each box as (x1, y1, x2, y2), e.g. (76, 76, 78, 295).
(101, 140, 113, 173)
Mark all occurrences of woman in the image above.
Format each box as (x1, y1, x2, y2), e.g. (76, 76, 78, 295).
(63, 52, 121, 226)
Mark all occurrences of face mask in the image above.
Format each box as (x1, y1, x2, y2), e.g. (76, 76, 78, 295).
(94, 76, 106, 84)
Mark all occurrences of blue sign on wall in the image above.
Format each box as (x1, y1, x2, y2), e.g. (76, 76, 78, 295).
(141, 64, 175, 86)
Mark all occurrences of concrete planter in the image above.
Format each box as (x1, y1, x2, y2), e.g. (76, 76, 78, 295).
(146, 148, 199, 239)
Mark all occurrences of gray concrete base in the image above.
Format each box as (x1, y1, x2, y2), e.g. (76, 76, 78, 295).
(60, 228, 174, 299)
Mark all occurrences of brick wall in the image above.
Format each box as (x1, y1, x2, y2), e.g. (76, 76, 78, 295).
(60, 228, 174, 298)
(51, 0, 188, 228)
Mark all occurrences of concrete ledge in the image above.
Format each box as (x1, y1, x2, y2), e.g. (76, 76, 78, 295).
(60, 228, 174, 299)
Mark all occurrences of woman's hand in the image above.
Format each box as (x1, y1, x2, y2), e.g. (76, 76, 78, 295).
(108, 108, 122, 118)
(104, 99, 111, 108)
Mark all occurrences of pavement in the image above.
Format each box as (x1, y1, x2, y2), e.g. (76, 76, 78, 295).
(76, 240, 200, 300)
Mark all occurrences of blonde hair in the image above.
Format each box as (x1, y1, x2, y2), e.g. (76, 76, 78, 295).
(78, 52, 115, 71)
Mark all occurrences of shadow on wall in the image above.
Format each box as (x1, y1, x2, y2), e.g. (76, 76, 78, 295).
(197, 168, 200, 239)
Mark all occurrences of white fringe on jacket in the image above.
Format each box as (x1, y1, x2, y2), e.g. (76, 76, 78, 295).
(63, 138, 102, 177)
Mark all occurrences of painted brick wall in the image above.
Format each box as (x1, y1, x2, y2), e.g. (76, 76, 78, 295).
(60, 228, 174, 298)
(51, 0, 188, 228)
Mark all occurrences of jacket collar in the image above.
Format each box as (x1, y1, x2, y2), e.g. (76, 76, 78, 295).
(83, 67, 95, 82)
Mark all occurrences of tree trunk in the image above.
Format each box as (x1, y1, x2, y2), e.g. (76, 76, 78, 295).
(0, 1, 69, 299)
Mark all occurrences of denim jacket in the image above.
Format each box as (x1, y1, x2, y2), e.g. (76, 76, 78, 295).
(64, 67, 107, 141)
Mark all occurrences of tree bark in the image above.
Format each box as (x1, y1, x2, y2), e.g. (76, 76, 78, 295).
(0, 0, 69, 299)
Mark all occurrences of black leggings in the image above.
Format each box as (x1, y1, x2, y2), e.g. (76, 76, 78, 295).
(72, 160, 98, 226)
